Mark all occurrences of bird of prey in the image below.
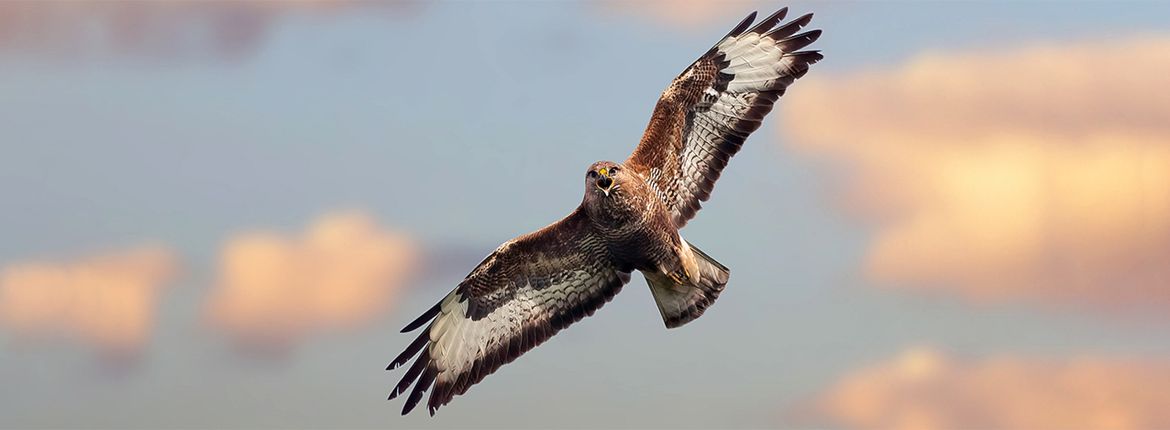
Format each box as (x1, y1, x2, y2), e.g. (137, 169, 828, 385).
(388, 8, 821, 416)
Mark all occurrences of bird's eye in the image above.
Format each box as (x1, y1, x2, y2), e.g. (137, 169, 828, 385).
(610, 166, 620, 174)
(587, 171, 598, 178)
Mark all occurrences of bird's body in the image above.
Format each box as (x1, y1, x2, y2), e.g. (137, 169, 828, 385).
(582, 161, 688, 280)
(388, 8, 822, 415)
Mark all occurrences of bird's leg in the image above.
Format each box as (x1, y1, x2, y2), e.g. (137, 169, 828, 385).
(654, 240, 700, 287)
(676, 239, 701, 284)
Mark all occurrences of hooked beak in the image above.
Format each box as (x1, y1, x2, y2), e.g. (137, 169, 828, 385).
(595, 168, 614, 196)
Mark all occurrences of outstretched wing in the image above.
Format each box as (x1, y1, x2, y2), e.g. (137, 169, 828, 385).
(626, 9, 822, 228)
(386, 207, 631, 416)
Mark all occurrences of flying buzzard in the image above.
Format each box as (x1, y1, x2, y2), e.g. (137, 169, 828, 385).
(388, 8, 821, 415)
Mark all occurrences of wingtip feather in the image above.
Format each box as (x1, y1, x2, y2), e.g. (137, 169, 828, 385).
(726, 11, 758, 39)
(400, 302, 440, 333)
(401, 366, 435, 415)
(746, 7, 788, 35)
(765, 12, 814, 40)
(777, 29, 822, 52)
(388, 328, 430, 370)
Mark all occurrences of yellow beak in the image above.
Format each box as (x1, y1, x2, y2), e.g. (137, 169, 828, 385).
(595, 169, 614, 195)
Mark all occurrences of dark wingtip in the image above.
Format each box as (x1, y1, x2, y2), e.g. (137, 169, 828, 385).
(401, 302, 441, 333)
(778, 29, 822, 52)
(388, 377, 408, 400)
(401, 365, 436, 416)
(792, 50, 825, 64)
(765, 12, 814, 40)
(727, 11, 758, 39)
(388, 328, 430, 371)
(747, 7, 788, 34)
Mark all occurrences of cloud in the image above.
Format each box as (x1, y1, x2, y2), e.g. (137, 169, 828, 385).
(780, 36, 1170, 311)
(593, 0, 763, 28)
(0, 246, 178, 363)
(815, 347, 1170, 430)
(0, 1, 423, 64)
(204, 211, 419, 356)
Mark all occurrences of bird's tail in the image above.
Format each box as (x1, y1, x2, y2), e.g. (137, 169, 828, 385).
(645, 241, 729, 329)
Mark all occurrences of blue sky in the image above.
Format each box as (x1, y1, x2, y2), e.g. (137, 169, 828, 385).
(2, 1, 1169, 428)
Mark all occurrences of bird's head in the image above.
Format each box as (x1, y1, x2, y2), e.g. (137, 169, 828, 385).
(583, 160, 647, 224)
(585, 161, 624, 198)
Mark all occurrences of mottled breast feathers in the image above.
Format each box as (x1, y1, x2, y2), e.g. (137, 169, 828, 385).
(626, 8, 822, 228)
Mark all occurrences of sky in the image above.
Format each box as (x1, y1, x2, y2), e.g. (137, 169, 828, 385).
(1, 1, 1169, 429)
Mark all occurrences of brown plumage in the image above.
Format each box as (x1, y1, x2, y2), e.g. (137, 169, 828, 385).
(388, 8, 821, 416)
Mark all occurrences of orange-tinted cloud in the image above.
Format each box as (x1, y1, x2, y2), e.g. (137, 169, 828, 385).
(593, 0, 762, 28)
(816, 347, 1170, 430)
(0, 246, 178, 363)
(780, 37, 1170, 311)
(205, 212, 419, 356)
(0, 1, 423, 64)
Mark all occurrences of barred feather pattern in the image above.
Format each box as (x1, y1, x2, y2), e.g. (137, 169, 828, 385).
(626, 8, 823, 228)
(386, 208, 631, 416)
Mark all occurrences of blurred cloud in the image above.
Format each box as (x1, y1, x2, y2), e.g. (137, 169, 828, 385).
(0, 1, 423, 65)
(204, 211, 419, 357)
(781, 36, 1170, 311)
(0, 246, 178, 364)
(815, 347, 1170, 430)
(592, 0, 761, 28)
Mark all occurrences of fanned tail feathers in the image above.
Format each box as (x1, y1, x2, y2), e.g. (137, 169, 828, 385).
(646, 241, 730, 329)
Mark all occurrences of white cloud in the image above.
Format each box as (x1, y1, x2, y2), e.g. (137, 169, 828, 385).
(0, 246, 178, 363)
(780, 36, 1170, 312)
(204, 211, 419, 355)
(817, 347, 1170, 430)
